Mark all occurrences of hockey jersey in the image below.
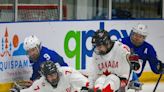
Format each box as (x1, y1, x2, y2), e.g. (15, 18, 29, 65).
(30, 46, 68, 81)
(21, 67, 89, 92)
(90, 41, 131, 82)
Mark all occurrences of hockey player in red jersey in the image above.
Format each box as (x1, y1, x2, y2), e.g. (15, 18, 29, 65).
(89, 29, 132, 92)
(11, 61, 90, 92)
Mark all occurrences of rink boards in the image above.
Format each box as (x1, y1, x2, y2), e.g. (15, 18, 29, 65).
(0, 20, 164, 91)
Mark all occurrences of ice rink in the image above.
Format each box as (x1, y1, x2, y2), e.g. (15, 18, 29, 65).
(127, 82, 164, 92)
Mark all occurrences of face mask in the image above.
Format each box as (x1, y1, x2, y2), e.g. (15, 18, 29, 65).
(46, 73, 60, 88)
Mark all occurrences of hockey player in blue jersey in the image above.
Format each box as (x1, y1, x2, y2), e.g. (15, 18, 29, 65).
(18, 35, 68, 88)
(121, 24, 164, 90)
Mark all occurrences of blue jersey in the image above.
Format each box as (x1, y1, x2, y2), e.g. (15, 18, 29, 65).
(121, 37, 161, 77)
(30, 46, 68, 81)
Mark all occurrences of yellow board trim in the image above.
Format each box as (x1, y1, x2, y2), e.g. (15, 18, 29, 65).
(0, 82, 14, 92)
(139, 72, 164, 83)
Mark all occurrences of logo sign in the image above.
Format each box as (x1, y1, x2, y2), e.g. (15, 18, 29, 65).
(64, 22, 129, 70)
(0, 27, 32, 82)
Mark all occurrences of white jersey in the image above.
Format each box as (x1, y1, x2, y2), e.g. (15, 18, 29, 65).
(21, 67, 89, 92)
(90, 41, 131, 82)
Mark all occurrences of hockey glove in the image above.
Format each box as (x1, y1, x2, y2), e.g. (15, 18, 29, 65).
(81, 87, 89, 92)
(81, 87, 97, 92)
(129, 54, 140, 71)
(128, 80, 143, 91)
(10, 86, 20, 92)
(157, 60, 164, 74)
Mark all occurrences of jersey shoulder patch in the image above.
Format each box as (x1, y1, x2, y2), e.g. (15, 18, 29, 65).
(116, 41, 130, 52)
(122, 44, 130, 52)
(59, 67, 73, 76)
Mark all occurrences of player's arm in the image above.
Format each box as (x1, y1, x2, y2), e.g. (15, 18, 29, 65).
(120, 44, 131, 79)
(115, 43, 131, 88)
(49, 50, 68, 66)
(11, 79, 40, 92)
(120, 38, 140, 70)
(14, 60, 35, 88)
(148, 57, 164, 74)
(30, 62, 42, 81)
(20, 78, 42, 92)
(30, 66, 38, 81)
(63, 67, 89, 91)
(88, 52, 100, 88)
(29, 60, 36, 81)
(147, 46, 164, 74)
(122, 44, 131, 65)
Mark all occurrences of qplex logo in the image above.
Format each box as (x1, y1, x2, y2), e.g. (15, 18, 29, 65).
(64, 22, 129, 70)
(0, 27, 30, 72)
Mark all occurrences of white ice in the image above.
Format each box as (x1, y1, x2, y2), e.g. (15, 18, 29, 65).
(127, 82, 164, 92)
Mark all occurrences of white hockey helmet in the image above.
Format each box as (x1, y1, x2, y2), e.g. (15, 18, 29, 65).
(132, 24, 148, 36)
(23, 35, 41, 51)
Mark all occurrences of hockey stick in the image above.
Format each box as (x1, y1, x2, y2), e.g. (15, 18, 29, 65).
(153, 73, 162, 92)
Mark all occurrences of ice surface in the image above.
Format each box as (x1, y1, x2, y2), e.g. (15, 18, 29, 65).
(127, 82, 164, 92)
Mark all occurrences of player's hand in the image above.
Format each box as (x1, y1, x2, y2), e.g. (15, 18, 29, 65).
(129, 54, 140, 71)
(23, 80, 33, 87)
(10, 86, 20, 92)
(81, 87, 88, 92)
(81, 87, 95, 92)
(162, 63, 164, 74)
(129, 54, 139, 62)
(16, 80, 33, 88)
(157, 60, 164, 74)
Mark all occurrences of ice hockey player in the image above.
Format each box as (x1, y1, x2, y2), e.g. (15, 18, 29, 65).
(121, 24, 164, 90)
(19, 35, 68, 87)
(11, 61, 90, 92)
(89, 29, 132, 92)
